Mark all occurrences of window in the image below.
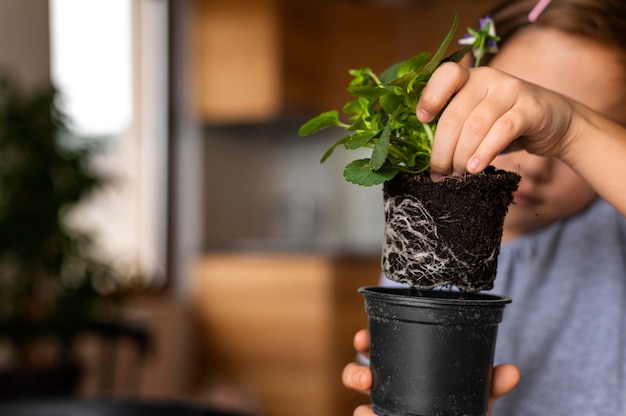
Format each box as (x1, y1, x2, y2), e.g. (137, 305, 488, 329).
(49, 0, 169, 286)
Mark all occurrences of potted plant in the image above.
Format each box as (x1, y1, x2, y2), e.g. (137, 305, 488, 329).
(299, 15, 519, 416)
(0, 72, 140, 399)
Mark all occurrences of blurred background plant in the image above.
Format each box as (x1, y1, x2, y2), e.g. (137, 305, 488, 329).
(0, 70, 142, 396)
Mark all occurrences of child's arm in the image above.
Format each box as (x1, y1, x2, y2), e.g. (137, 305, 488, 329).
(561, 102, 626, 215)
(418, 62, 626, 215)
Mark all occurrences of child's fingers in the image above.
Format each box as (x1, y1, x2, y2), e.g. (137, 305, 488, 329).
(418, 63, 469, 178)
(353, 404, 376, 416)
(424, 64, 485, 178)
(491, 363, 521, 399)
(353, 328, 370, 356)
(342, 362, 372, 394)
(417, 62, 469, 123)
(486, 364, 520, 416)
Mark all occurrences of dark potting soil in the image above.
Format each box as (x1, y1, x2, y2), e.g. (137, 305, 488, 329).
(382, 166, 521, 293)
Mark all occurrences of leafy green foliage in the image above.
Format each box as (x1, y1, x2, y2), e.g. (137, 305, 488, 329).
(298, 14, 497, 186)
(0, 73, 141, 349)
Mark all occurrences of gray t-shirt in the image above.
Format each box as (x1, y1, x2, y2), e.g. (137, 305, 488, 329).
(381, 198, 626, 415)
(491, 197, 626, 415)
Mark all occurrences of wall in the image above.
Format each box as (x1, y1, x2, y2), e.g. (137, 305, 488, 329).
(0, 0, 50, 88)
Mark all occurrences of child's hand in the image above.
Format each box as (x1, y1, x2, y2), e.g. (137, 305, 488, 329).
(417, 62, 574, 180)
(341, 329, 374, 415)
(342, 329, 371, 395)
(342, 328, 521, 416)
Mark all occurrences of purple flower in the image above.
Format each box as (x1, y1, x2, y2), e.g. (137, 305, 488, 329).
(480, 16, 492, 30)
(458, 16, 500, 65)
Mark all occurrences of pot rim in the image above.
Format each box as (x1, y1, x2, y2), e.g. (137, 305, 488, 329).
(358, 286, 512, 307)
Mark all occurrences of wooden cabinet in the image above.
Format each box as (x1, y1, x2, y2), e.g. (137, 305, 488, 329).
(192, 0, 498, 121)
(190, 252, 380, 416)
(191, 0, 282, 122)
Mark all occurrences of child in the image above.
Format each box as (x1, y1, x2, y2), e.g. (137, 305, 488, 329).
(343, 0, 626, 414)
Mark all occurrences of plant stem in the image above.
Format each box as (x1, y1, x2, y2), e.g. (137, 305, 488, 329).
(421, 122, 434, 147)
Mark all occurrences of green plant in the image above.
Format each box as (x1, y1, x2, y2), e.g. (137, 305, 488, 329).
(298, 14, 499, 186)
(0, 72, 138, 354)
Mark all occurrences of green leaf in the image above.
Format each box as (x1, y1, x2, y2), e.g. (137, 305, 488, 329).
(344, 159, 399, 186)
(348, 67, 374, 86)
(347, 84, 388, 99)
(298, 111, 342, 136)
(388, 71, 416, 94)
(379, 93, 402, 114)
(397, 52, 430, 77)
(370, 119, 392, 170)
(442, 45, 473, 64)
(379, 61, 403, 83)
(406, 78, 428, 110)
(406, 150, 430, 170)
(346, 131, 377, 149)
(388, 72, 424, 110)
(320, 136, 349, 163)
(342, 99, 365, 119)
(422, 13, 459, 77)
(348, 114, 370, 131)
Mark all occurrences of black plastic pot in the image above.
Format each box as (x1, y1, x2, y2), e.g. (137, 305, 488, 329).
(359, 286, 511, 416)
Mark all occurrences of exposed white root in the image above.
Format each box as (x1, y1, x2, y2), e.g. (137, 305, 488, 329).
(382, 194, 498, 292)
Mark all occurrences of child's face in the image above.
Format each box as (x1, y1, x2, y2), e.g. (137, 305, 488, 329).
(489, 27, 626, 240)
